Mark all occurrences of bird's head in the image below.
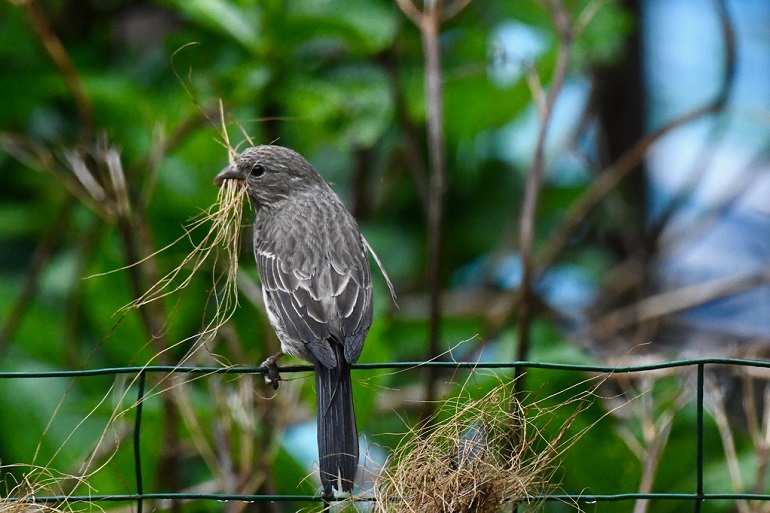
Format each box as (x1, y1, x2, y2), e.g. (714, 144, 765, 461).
(214, 145, 326, 209)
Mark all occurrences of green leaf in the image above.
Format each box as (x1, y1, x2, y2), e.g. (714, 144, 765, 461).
(280, 64, 394, 149)
(290, 0, 398, 54)
(163, 0, 263, 54)
(575, 0, 634, 67)
(444, 46, 557, 143)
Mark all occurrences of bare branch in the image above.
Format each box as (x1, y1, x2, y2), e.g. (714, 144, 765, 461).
(0, 198, 74, 356)
(396, 0, 449, 413)
(516, 0, 573, 377)
(13, 0, 94, 139)
(584, 266, 770, 340)
(419, 0, 449, 413)
(394, 0, 423, 25)
(647, 0, 736, 239)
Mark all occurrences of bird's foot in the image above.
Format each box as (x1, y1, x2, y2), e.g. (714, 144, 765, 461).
(260, 352, 283, 390)
(321, 490, 333, 510)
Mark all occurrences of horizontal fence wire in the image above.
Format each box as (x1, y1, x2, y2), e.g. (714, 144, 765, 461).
(3, 356, 770, 378)
(2, 358, 770, 510)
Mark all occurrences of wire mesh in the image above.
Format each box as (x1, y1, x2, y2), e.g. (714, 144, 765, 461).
(2, 357, 770, 511)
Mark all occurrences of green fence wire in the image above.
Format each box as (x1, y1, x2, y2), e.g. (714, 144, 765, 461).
(2, 357, 770, 511)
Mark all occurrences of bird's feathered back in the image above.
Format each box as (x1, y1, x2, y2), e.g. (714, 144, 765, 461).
(254, 190, 372, 366)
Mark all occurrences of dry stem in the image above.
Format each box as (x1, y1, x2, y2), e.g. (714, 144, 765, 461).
(0, 464, 96, 513)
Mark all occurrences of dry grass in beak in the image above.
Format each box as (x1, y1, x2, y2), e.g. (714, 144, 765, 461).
(203, 178, 249, 329)
(121, 177, 248, 336)
(117, 100, 248, 342)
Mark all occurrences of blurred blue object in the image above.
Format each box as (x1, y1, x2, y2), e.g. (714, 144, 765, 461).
(644, 0, 770, 343)
(453, 253, 597, 321)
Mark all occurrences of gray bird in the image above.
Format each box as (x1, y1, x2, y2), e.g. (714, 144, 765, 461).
(214, 145, 372, 495)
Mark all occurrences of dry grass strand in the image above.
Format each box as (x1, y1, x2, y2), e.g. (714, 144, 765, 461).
(0, 464, 97, 513)
(121, 177, 248, 340)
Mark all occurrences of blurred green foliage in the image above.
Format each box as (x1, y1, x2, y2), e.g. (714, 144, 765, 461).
(0, 0, 756, 512)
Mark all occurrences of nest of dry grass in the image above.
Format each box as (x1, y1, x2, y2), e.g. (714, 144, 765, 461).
(373, 380, 586, 513)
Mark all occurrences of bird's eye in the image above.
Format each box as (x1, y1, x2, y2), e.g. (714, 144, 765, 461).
(251, 164, 266, 177)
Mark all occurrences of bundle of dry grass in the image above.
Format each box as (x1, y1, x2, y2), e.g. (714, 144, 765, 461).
(0, 465, 85, 513)
(373, 380, 586, 513)
(119, 176, 248, 336)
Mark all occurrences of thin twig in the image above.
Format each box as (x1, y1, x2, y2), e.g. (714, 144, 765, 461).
(138, 108, 217, 210)
(647, 0, 736, 240)
(626, 375, 689, 513)
(389, 60, 430, 210)
(584, 266, 770, 340)
(14, 0, 94, 139)
(422, 0, 447, 410)
(706, 377, 751, 513)
(0, 134, 113, 221)
(394, 0, 423, 25)
(535, 101, 721, 279)
(395, 0, 450, 413)
(657, 135, 770, 254)
(0, 198, 74, 356)
(515, 0, 573, 386)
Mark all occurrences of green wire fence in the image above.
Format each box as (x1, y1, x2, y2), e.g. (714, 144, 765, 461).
(2, 357, 770, 511)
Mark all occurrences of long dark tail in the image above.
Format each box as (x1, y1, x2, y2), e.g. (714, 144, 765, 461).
(315, 346, 358, 495)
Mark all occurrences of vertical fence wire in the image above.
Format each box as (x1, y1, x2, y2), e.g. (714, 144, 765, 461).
(134, 369, 146, 513)
(695, 363, 705, 513)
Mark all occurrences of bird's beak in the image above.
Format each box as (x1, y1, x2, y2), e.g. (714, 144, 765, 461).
(213, 164, 245, 186)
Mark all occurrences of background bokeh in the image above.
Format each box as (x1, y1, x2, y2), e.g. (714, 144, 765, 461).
(1, 0, 769, 511)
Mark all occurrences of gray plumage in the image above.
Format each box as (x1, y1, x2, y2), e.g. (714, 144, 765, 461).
(214, 145, 372, 495)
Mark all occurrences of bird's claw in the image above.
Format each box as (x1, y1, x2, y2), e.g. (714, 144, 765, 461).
(261, 353, 283, 390)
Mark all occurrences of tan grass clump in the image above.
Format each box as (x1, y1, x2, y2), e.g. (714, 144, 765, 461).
(0, 464, 90, 513)
(373, 381, 586, 513)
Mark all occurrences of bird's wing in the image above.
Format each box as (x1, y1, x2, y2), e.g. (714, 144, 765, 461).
(330, 232, 372, 363)
(257, 240, 335, 367)
(256, 200, 372, 367)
